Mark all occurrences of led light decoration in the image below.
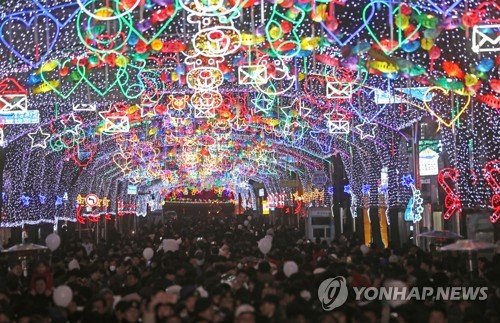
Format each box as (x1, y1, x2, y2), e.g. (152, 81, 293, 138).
(401, 174, 423, 223)
(0, 0, 497, 227)
(483, 160, 500, 223)
(28, 127, 51, 149)
(355, 122, 377, 139)
(438, 168, 462, 220)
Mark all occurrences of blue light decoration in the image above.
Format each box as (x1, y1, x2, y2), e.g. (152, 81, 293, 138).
(401, 174, 423, 222)
(344, 185, 352, 194)
(362, 184, 371, 195)
(327, 186, 334, 195)
(0, 0, 496, 229)
(2, 192, 5, 203)
(379, 184, 389, 194)
(38, 194, 46, 204)
(405, 196, 415, 222)
(20, 194, 30, 206)
(401, 174, 415, 187)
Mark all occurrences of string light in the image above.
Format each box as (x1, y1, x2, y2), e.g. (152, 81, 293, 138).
(0, 0, 496, 227)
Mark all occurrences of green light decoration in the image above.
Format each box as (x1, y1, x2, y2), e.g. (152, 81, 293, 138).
(76, 0, 133, 54)
(117, 60, 147, 100)
(118, 0, 181, 45)
(75, 56, 129, 97)
(265, 3, 306, 59)
(363, 1, 422, 55)
(40, 58, 85, 99)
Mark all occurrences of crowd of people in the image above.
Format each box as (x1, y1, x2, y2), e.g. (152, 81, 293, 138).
(0, 213, 498, 323)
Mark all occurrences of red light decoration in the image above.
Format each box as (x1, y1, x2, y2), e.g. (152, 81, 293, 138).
(438, 168, 462, 220)
(483, 160, 500, 223)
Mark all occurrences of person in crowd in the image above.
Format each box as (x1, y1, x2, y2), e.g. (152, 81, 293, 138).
(0, 214, 497, 323)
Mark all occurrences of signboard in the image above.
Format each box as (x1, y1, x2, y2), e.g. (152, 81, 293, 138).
(263, 200, 269, 215)
(85, 194, 99, 207)
(419, 140, 442, 153)
(127, 185, 137, 195)
(374, 89, 405, 104)
(77, 194, 110, 208)
(375, 87, 434, 104)
(312, 171, 328, 186)
(0, 110, 39, 124)
(419, 140, 441, 176)
(395, 87, 434, 102)
(308, 207, 332, 217)
(419, 148, 440, 176)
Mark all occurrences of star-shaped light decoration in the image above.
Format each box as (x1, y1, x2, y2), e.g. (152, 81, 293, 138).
(21, 194, 30, 206)
(362, 184, 371, 194)
(60, 113, 84, 130)
(251, 93, 274, 114)
(55, 196, 63, 206)
(279, 98, 311, 120)
(28, 127, 51, 149)
(401, 174, 415, 187)
(139, 102, 157, 118)
(38, 194, 46, 204)
(355, 122, 377, 139)
(344, 185, 352, 194)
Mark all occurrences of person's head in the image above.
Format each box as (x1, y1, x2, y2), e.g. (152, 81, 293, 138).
(126, 271, 139, 287)
(34, 277, 47, 295)
(10, 263, 22, 277)
(259, 295, 279, 318)
(99, 289, 114, 312)
(165, 316, 182, 323)
(131, 256, 141, 267)
(219, 291, 234, 312)
(234, 304, 255, 323)
(91, 297, 107, 315)
(420, 259, 432, 272)
(219, 244, 231, 258)
(116, 262, 127, 276)
(122, 301, 140, 323)
(236, 270, 249, 284)
(428, 307, 447, 323)
(0, 312, 11, 323)
(34, 262, 48, 274)
(195, 298, 214, 321)
(155, 303, 174, 320)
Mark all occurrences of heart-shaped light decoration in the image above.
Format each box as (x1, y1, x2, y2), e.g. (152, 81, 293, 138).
(76, 56, 128, 96)
(363, 1, 422, 55)
(40, 58, 85, 99)
(423, 86, 471, 127)
(0, 14, 59, 68)
(319, 0, 375, 47)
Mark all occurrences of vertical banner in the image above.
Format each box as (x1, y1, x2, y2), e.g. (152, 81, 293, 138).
(363, 208, 371, 246)
(379, 207, 388, 248)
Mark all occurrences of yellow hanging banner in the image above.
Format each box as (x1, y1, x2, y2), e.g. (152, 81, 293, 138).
(363, 208, 371, 246)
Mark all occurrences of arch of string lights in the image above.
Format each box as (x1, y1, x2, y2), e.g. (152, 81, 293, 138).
(0, 0, 497, 226)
